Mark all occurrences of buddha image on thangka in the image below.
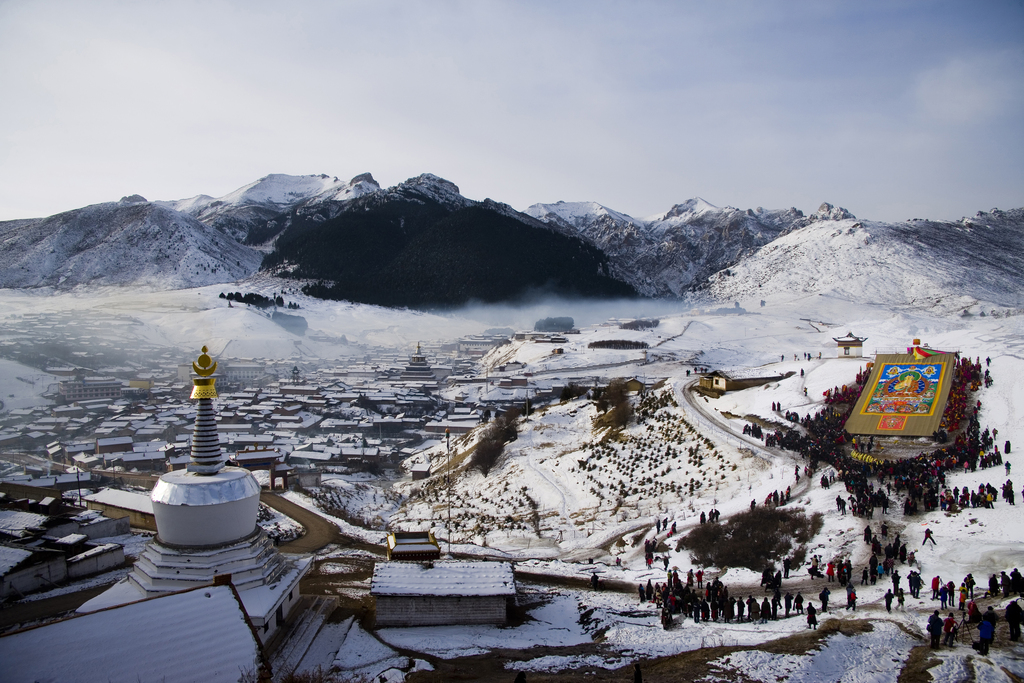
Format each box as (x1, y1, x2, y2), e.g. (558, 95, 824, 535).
(862, 362, 944, 416)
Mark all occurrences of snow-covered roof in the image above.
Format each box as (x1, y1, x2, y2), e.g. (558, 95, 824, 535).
(0, 584, 260, 683)
(97, 436, 135, 447)
(0, 510, 49, 538)
(371, 561, 516, 597)
(84, 488, 155, 514)
(0, 545, 33, 574)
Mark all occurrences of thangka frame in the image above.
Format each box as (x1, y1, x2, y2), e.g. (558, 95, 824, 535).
(844, 353, 957, 437)
(860, 362, 946, 416)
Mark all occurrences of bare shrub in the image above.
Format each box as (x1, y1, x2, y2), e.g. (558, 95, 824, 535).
(594, 378, 633, 429)
(472, 407, 522, 475)
(679, 507, 823, 571)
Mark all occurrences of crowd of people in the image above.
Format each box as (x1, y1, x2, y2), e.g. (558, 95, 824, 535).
(746, 356, 1021, 529)
(621, 351, 1021, 658)
(637, 565, 820, 630)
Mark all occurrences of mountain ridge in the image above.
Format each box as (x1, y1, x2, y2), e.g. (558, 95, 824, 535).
(1, 172, 1021, 313)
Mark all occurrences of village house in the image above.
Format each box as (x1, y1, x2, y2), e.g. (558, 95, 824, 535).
(371, 560, 516, 627)
(698, 370, 795, 397)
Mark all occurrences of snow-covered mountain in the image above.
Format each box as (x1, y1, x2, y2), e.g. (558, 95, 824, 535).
(704, 207, 1024, 312)
(3, 168, 1022, 311)
(160, 173, 381, 244)
(0, 197, 262, 289)
(525, 198, 805, 297)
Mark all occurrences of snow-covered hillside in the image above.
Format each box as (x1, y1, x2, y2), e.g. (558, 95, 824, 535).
(2, 283, 1023, 681)
(0, 199, 262, 290)
(161, 173, 381, 243)
(526, 198, 803, 297)
(705, 208, 1024, 313)
(528, 197, 1024, 313)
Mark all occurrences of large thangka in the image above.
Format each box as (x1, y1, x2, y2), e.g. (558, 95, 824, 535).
(862, 362, 945, 416)
(845, 350, 957, 437)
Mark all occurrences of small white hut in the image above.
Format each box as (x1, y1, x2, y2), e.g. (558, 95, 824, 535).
(833, 332, 867, 358)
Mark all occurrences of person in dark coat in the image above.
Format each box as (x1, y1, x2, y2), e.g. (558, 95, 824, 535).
(1007, 599, 1022, 641)
(806, 602, 817, 629)
(634, 663, 643, 683)
(927, 610, 943, 648)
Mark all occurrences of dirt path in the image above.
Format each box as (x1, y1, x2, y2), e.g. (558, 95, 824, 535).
(260, 492, 345, 554)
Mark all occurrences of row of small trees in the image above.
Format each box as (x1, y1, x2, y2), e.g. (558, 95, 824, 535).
(620, 319, 659, 330)
(219, 292, 300, 309)
(588, 339, 649, 350)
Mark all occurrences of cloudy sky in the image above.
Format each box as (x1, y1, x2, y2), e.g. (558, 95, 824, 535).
(1, 0, 1021, 223)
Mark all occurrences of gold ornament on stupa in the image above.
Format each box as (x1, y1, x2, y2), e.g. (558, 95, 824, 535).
(190, 346, 219, 399)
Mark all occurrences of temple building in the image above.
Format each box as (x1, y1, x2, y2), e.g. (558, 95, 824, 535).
(399, 342, 440, 384)
(79, 346, 310, 644)
(833, 332, 867, 358)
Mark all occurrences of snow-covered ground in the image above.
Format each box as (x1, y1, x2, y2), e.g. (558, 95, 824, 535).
(1, 285, 1023, 680)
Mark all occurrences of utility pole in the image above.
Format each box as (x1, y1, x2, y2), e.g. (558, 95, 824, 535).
(446, 428, 451, 556)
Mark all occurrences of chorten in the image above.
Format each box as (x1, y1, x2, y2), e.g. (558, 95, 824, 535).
(80, 346, 310, 643)
(399, 342, 438, 384)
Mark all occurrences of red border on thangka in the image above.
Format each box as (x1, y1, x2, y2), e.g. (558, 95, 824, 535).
(877, 415, 907, 431)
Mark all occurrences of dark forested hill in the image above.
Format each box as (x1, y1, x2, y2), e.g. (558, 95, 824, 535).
(280, 201, 636, 308)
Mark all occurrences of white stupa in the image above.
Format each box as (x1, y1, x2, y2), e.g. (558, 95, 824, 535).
(80, 346, 310, 643)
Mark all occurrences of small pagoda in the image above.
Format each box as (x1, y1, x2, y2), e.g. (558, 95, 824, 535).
(399, 342, 439, 384)
(833, 332, 867, 358)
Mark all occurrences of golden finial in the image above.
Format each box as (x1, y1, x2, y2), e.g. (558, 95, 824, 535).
(192, 346, 218, 377)
(190, 345, 219, 399)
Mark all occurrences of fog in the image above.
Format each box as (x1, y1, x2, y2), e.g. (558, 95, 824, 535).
(442, 294, 709, 332)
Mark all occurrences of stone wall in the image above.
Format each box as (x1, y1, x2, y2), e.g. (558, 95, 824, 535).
(374, 595, 508, 627)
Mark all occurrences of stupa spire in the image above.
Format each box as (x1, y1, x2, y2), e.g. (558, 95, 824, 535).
(188, 346, 224, 474)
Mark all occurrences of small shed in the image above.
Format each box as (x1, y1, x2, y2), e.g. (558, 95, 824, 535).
(699, 371, 732, 393)
(834, 332, 867, 358)
(410, 462, 431, 481)
(371, 560, 516, 627)
(386, 531, 440, 561)
(698, 370, 795, 397)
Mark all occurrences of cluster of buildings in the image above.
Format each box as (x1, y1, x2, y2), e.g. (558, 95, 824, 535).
(0, 483, 128, 600)
(0, 326, 604, 492)
(0, 345, 517, 682)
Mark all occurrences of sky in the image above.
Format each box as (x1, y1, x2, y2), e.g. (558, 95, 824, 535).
(0, 0, 1022, 223)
